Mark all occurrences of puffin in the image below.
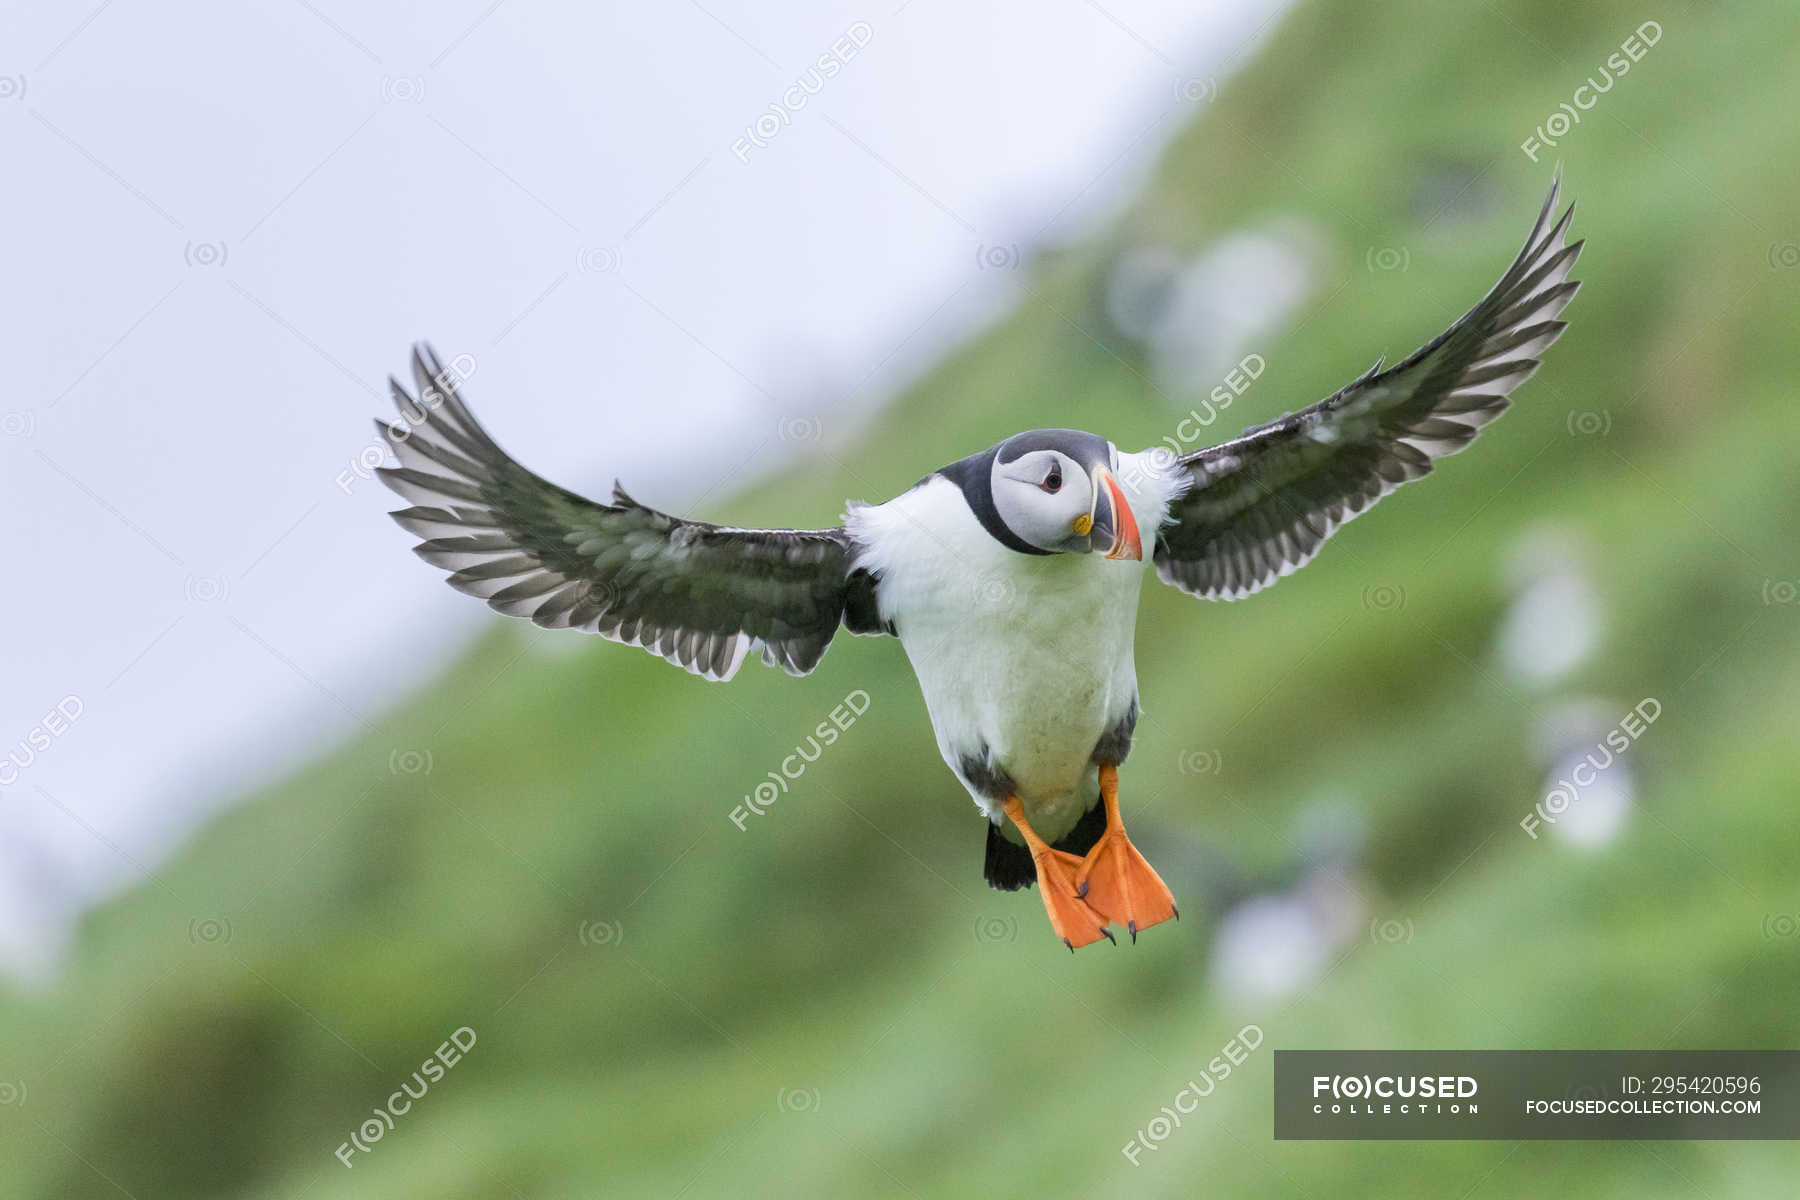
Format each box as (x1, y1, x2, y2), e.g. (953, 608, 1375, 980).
(377, 176, 1581, 949)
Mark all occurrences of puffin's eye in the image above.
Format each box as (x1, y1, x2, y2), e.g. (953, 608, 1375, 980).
(1041, 465, 1062, 494)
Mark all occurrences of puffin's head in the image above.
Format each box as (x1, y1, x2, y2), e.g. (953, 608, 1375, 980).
(983, 429, 1141, 560)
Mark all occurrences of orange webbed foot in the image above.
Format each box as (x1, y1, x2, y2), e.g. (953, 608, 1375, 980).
(1001, 798, 1114, 950)
(1074, 765, 1177, 942)
(1035, 846, 1115, 950)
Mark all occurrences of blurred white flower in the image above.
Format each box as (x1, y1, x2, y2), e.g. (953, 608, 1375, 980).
(1494, 526, 1604, 688)
(1106, 219, 1327, 395)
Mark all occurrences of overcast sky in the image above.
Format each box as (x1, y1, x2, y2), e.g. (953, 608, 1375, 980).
(0, 0, 1288, 973)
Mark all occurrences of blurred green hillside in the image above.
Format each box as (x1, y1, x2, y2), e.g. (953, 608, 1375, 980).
(6, 0, 1800, 1195)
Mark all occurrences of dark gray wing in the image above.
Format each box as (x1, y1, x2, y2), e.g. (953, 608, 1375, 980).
(1153, 174, 1582, 601)
(377, 346, 882, 680)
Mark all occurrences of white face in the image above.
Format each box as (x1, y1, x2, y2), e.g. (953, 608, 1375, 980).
(991, 448, 1104, 554)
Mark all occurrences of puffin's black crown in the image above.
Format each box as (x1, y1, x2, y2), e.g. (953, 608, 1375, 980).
(996, 428, 1111, 471)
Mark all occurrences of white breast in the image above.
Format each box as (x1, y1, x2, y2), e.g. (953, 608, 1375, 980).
(845, 455, 1180, 841)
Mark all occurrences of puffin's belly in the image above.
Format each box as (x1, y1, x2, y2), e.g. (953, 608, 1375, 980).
(898, 556, 1142, 833)
(846, 472, 1157, 840)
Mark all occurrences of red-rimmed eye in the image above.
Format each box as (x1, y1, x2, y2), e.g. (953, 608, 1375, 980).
(1041, 466, 1062, 493)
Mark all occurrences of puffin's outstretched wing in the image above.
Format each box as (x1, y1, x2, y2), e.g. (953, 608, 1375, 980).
(1152, 174, 1582, 601)
(377, 346, 883, 681)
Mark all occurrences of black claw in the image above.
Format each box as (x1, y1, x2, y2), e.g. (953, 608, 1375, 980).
(1077, 880, 1089, 898)
(1172, 904, 1180, 921)
(1101, 926, 1116, 945)
(1063, 938, 1074, 953)
(1128, 920, 1139, 944)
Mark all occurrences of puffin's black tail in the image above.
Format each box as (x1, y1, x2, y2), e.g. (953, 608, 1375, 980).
(983, 799, 1108, 891)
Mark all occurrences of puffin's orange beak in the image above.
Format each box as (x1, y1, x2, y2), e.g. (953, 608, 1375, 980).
(1091, 468, 1141, 561)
